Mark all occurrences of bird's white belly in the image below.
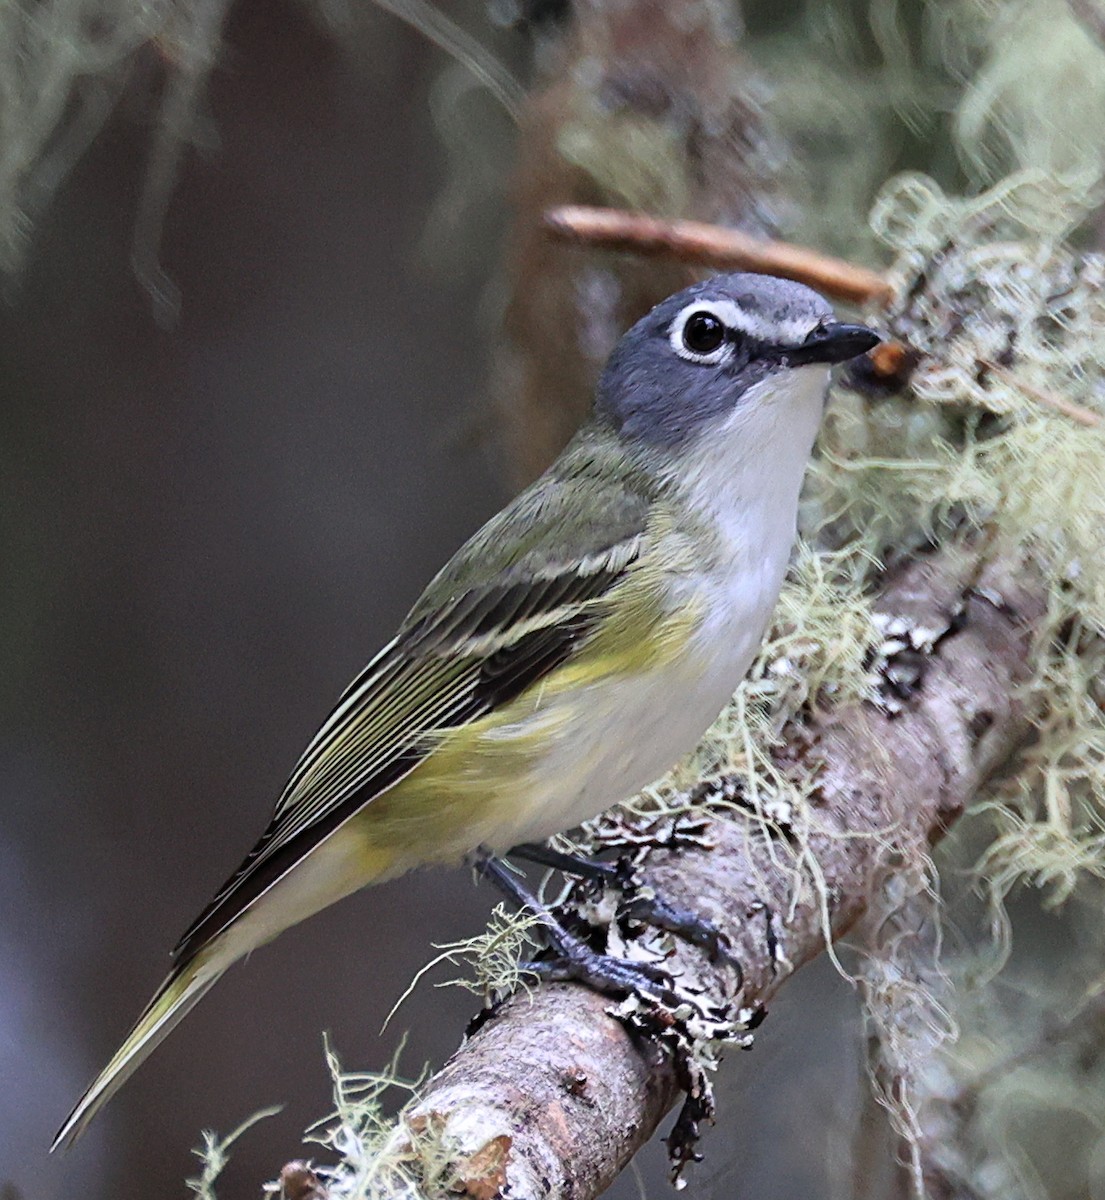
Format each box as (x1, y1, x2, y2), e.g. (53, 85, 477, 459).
(492, 585, 774, 849)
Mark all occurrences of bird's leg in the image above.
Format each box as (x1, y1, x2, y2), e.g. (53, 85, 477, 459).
(510, 841, 738, 976)
(508, 840, 617, 884)
(468, 848, 677, 1002)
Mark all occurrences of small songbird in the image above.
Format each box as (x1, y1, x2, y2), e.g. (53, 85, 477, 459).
(54, 273, 878, 1147)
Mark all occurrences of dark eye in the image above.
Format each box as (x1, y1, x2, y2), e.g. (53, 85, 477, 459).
(682, 311, 725, 355)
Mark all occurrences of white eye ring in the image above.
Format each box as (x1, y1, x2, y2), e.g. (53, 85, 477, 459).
(669, 300, 738, 365)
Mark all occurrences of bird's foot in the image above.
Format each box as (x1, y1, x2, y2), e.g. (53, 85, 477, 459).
(470, 847, 679, 1004)
(509, 841, 740, 983)
(619, 890, 736, 974)
(469, 845, 763, 1190)
(521, 942, 676, 1002)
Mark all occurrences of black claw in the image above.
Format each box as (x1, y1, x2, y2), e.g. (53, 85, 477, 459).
(468, 842, 760, 1190)
(620, 892, 736, 967)
(744, 1004, 767, 1032)
(747, 899, 779, 975)
(666, 1092, 711, 1185)
(510, 841, 619, 884)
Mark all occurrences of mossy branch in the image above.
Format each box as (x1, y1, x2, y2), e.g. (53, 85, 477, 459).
(272, 543, 1045, 1200)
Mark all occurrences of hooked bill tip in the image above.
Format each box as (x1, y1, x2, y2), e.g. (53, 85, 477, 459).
(786, 321, 881, 367)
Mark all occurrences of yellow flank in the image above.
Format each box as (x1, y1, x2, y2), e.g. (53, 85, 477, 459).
(55, 505, 708, 1151)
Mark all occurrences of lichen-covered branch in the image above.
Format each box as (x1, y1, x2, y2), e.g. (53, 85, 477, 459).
(292, 545, 1043, 1200)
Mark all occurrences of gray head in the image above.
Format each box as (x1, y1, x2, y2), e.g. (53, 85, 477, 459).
(594, 273, 879, 446)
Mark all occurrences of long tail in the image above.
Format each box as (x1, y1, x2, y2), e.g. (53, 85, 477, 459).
(51, 946, 230, 1150)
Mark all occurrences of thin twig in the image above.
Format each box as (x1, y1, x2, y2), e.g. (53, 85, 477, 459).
(981, 360, 1103, 429)
(543, 204, 894, 307)
(544, 206, 1105, 432)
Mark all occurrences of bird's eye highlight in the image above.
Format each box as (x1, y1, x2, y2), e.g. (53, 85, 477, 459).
(682, 311, 725, 355)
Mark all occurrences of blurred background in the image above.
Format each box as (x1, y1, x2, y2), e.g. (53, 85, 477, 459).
(7, 0, 1083, 1197)
(0, 3, 867, 1197)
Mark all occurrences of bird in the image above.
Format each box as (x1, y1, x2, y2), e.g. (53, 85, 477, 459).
(53, 272, 878, 1148)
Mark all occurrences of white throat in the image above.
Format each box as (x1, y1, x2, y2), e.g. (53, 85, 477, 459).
(679, 365, 828, 555)
(668, 363, 829, 665)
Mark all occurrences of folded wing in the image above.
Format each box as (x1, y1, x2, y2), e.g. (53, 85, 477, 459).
(172, 481, 648, 963)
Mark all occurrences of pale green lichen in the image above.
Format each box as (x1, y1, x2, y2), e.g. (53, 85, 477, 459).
(382, 901, 542, 1029)
(0, 0, 515, 315)
(0, 0, 235, 320)
(394, 5, 1105, 1182)
(856, 865, 957, 1197)
(812, 158, 1105, 936)
(186, 1106, 282, 1200)
(757, 4, 1105, 1194)
(187, 1042, 434, 1200)
(277, 1036, 514, 1200)
(290, 1038, 432, 1200)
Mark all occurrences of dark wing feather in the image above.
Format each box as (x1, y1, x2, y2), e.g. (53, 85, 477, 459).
(171, 530, 643, 963)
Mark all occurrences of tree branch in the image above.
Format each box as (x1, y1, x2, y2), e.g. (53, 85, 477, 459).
(283, 544, 1043, 1200)
(543, 204, 894, 306)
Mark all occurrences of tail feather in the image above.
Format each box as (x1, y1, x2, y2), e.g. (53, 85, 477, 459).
(52, 819, 387, 1149)
(51, 952, 225, 1151)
